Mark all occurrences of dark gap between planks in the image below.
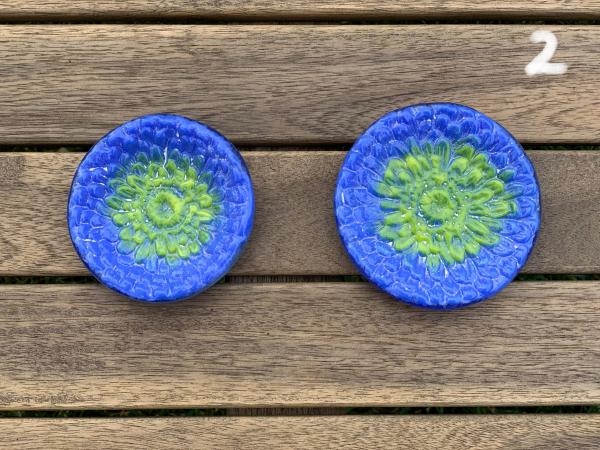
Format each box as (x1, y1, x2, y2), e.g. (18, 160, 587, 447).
(0, 405, 599, 418)
(1, 274, 600, 284)
(2, 18, 600, 25)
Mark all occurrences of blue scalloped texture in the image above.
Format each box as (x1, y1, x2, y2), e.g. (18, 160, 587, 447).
(68, 114, 254, 302)
(334, 104, 541, 309)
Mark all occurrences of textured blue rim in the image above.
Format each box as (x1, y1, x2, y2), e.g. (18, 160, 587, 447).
(68, 114, 254, 302)
(334, 103, 541, 309)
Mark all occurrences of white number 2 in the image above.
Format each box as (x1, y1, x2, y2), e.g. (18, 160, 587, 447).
(525, 30, 568, 76)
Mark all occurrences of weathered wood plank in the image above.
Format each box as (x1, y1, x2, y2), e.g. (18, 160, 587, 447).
(3, 415, 600, 449)
(1, 150, 598, 276)
(2, 1, 600, 21)
(0, 281, 599, 409)
(0, 25, 594, 144)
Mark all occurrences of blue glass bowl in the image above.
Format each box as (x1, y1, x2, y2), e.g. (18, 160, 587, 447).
(68, 114, 254, 302)
(334, 103, 541, 309)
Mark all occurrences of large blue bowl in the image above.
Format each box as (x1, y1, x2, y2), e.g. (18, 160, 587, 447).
(68, 114, 254, 302)
(334, 103, 541, 309)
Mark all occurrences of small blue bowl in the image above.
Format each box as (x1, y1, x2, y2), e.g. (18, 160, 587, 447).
(334, 103, 541, 309)
(68, 114, 254, 302)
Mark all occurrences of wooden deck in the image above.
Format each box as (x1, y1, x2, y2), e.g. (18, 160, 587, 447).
(0, 2, 599, 448)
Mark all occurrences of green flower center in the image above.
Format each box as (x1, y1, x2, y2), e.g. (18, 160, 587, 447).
(105, 154, 220, 265)
(419, 189, 457, 222)
(146, 190, 185, 227)
(375, 141, 518, 268)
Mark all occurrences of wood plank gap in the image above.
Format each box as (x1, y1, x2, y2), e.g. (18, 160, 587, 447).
(4, 2, 600, 23)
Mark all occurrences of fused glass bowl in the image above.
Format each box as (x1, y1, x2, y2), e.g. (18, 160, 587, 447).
(334, 103, 541, 309)
(68, 114, 254, 302)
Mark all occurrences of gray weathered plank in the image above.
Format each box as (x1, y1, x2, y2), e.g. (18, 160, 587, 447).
(2, 1, 600, 20)
(0, 281, 599, 409)
(0, 150, 598, 276)
(0, 25, 594, 144)
(2, 415, 600, 449)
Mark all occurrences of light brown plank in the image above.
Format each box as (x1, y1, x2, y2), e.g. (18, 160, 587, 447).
(0, 25, 595, 144)
(0, 281, 599, 409)
(3, 415, 600, 449)
(1, 150, 598, 276)
(3, 1, 600, 21)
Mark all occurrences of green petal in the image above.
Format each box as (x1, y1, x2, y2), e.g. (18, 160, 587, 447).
(471, 154, 489, 170)
(189, 240, 201, 254)
(466, 218, 490, 236)
(455, 145, 475, 159)
(374, 183, 404, 199)
(117, 240, 136, 255)
(106, 196, 124, 210)
(165, 160, 178, 176)
(427, 254, 441, 268)
(383, 159, 407, 182)
(186, 166, 197, 180)
(199, 194, 213, 208)
(460, 168, 483, 187)
(439, 244, 454, 265)
(484, 179, 505, 194)
(472, 232, 500, 246)
(378, 225, 398, 241)
(112, 213, 128, 226)
(487, 201, 516, 218)
(435, 141, 451, 167)
(116, 184, 137, 199)
(198, 230, 210, 244)
(416, 155, 430, 171)
(177, 245, 190, 259)
(134, 242, 152, 263)
(380, 200, 401, 210)
(166, 235, 178, 253)
(384, 211, 411, 226)
(448, 241, 466, 263)
(449, 157, 469, 175)
(470, 188, 494, 203)
(119, 225, 135, 241)
(155, 236, 168, 257)
(417, 241, 430, 255)
(394, 236, 415, 251)
(126, 175, 144, 191)
(498, 169, 515, 182)
(195, 183, 209, 194)
(196, 210, 214, 222)
(405, 155, 422, 176)
(463, 234, 481, 255)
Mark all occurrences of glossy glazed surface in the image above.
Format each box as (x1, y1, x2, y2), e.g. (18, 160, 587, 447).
(335, 104, 540, 309)
(68, 114, 254, 302)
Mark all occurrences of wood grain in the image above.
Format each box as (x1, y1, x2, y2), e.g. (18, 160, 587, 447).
(1, 281, 600, 409)
(3, 415, 600, 449)
(2, 1, 600, 21)
(2, 150, 599, 276)
(0, 25, 594, 145)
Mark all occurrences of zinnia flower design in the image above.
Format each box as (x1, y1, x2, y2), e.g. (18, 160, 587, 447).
(68, 114, 254, 302)
(106, 154, 220, 264)
(334, 104, 540, 309)
(375, 141, 518, 268)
